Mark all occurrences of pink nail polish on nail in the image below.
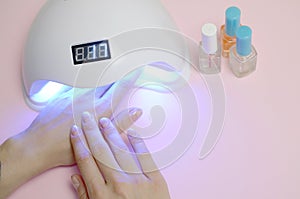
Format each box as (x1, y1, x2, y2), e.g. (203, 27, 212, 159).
(82, 112, 91, 122)
(100, 118, 110, 128)
(71, 176, 80, 190)
(71, 125, 79, 136)
(130, 108, 142, 120)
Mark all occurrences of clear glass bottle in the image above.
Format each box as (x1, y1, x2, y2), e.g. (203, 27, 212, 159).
(199, 23, 221, 74)
(229, 26, 257, 78)
(220, 6, 241, 58)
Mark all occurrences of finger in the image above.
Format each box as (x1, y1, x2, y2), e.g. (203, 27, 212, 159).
(112, 108, 142, 152)
(71, 84, 111, 106)
(75, 84, 112, 99)
(71, 174, 89, 199)
(127, 130, 163, 180)
(95, 69, 142, 117)
(112, 107, 143, 133)
(100, 118, 143, 174)
(70, 126, 105, 183)
(80, 112, 124, 182)
(96, 83, 114, 98)
(70, 125, 105, 194)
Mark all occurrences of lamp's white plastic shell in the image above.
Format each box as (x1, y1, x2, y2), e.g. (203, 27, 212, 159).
(22, 0, 192, 111)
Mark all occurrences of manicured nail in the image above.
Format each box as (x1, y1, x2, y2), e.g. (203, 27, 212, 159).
(71, 125, 79, 137)
(130, 108, 143, 120)
(71, 176, 80, 190)
(99, 117, 110, 129)
(82, 112, 91, 122)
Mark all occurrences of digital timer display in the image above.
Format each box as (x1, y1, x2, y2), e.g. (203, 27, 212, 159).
(71, 40, 111, 65)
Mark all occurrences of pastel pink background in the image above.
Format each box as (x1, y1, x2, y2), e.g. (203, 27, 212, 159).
(1, 0, 300, 198)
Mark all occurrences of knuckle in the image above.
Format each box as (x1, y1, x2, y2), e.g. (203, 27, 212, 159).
(82, 121, 96, 131)
(92, 189, 106, 199)
(112, 178, 149, 198)
(79, 192, 88, 199)
(100, 96, 112, 107)
(90, 142, 107, 160)
(116, 119, 132, 133)
(153, 177, 168, 190)
(103, 123, 115, 134)
(88, 177, 103, 198)
(95, 100, 110, 115)
(93, 148, 104, 158)
(111, 144, 129, 158)
(118, 79, 132, 89)
(113, 181, 133, 198)
(137, 178, 152, 189)
(76, 150, 93, 164)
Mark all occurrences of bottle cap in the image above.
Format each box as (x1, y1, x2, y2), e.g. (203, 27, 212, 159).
(236, 26, 252, 56)
(225, 6, 241, 37)
(201, 23, 218, 54)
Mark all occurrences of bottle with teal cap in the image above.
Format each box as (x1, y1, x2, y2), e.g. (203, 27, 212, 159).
(229, 25, 257, 77)
(220, 6, 241, 58)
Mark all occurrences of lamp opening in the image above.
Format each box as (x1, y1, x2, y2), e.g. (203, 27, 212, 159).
(27, 61, 185, 111)
(29, 80, 72, 106)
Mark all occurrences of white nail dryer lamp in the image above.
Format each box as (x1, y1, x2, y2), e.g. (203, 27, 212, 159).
(22, 0, 193, 111)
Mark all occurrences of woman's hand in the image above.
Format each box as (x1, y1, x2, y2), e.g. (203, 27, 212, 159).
(24, 73, 140, 168)
(70, 112, 171, 199)
(0, 72, 141, 198)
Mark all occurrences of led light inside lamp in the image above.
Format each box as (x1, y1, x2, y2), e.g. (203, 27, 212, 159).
(24, 80, 72, 111)
(31, 81, 65, 103)
(22, 0, 195, 111)
(28, 61, 183, 109)
(135, 62, 185, 93)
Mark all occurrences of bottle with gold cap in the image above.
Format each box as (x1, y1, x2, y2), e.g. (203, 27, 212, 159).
(220, 6, 241, 58)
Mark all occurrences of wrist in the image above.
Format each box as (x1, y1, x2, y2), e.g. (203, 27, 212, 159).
(0, 131, 54, 197)
(12, 128, 59, 171)
(24, 124, 75, 167)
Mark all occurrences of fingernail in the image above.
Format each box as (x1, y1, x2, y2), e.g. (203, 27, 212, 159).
(71, 125, 79, 137)
(99, 117, 110, 129)
(82, 112, 91, 122)
(129, 108, 143, 120)
(71, 176, 80, 190)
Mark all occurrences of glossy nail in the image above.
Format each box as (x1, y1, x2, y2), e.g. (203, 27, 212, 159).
(71, 175, 80, 190)
(99, 117, 110, 129)
(82, 112, 91, 123)
(71, 125, 79, 137)
(129, 108, 143, 120)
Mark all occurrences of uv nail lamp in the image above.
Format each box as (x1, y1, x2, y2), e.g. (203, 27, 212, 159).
(22, 0, 193, 111)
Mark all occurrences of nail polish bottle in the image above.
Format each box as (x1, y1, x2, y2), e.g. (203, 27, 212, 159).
(199, 23, 221, 74)
(229, 26, 257, 78)
(220, 6, 241, 58)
